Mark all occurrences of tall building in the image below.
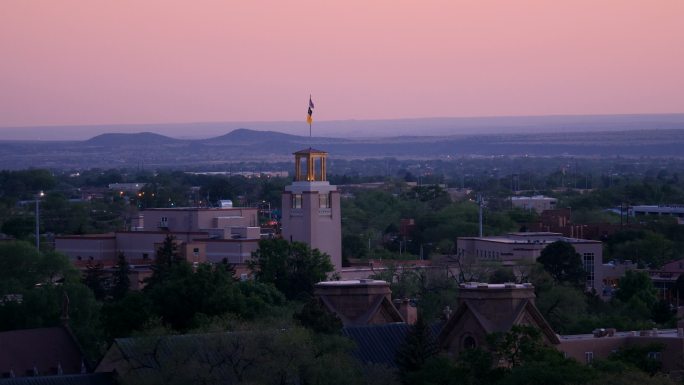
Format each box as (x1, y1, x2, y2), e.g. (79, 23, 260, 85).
(281, 148, 342, 270)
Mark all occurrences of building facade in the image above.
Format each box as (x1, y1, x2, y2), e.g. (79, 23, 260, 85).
(457, 232, 604, 291)
(55, 207, 261, 268)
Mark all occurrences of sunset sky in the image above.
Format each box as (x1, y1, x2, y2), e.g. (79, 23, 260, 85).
(1, 0, 683, 128)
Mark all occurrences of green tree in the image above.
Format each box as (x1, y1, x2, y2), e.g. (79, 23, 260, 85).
(395, 312, 438, 382)
(146, 234, 183, 287)
(0, 241, 103, 359)
(535, 284, 587, 333)
(110, 252, 131, 300)
(83, 262, 106, 300)
(608, 343, 665, 376)
(294, 297, 343, 334)
(486, 325, 546, 368)
(102, 292, 153, 338)
(537, 241, 585, 287)
(615, 270, 657, 311)
(488, 268, 516, 284)
(248, 238, 334, 300)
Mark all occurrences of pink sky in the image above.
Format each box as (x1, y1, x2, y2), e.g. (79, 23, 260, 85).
(1, 0, 683, 127)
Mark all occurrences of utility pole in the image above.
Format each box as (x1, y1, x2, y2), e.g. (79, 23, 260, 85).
(35, 191, 44, 250)
(477, 194, 484, 237)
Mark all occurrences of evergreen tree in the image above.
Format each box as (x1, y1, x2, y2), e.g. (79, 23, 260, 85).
(146, 234, 183, 287)
(83, 262, 106, 300)
(395, 312, 438, 382)
(110, 252, 130, 300)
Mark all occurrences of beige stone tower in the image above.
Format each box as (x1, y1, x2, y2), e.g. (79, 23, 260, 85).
(281, 148, 342, 270)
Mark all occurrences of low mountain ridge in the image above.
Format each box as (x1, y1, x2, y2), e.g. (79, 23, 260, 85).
(85, 132, 181, 146)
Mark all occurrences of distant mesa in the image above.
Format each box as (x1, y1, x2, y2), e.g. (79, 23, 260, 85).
(203, 128, 303, 144)
(84, 132, 180, 146)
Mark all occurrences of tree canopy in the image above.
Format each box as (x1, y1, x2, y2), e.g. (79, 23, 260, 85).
(537, 241, 585, 287)
(248, 238, 334, 300)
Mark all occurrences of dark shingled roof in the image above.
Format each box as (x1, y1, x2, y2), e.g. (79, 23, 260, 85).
(0, 327, 85, 379)
(342, 322, 442, 367)
(0, 373, 113, 385)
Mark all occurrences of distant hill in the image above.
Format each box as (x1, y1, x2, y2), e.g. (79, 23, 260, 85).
(85, 132, 181, 146)
(3, 113, 684, 141)
(204, 128, 303, 144)
(203, 128, 351, 145)
(1, 127, 684, 170)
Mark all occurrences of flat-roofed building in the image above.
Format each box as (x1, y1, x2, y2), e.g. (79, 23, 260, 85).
(511, 195, 557, 213)
(55, 206, 262, 284)
(457, 232, 604, 291)
(632, 205, 684, 223)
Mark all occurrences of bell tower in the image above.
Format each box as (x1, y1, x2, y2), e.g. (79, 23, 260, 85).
(281, 148, 342, 271)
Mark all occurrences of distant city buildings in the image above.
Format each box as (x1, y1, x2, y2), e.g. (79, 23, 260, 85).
(55, 206, 261, 288)
(511, 195, 557, 213)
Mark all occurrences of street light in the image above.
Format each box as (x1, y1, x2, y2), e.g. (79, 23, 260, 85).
(35, 191, 44, 250)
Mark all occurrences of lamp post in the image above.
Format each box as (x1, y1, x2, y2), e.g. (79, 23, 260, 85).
(35, 191, 44, 250)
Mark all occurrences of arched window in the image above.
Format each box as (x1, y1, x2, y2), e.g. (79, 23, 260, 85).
(461, 334, 477, 350)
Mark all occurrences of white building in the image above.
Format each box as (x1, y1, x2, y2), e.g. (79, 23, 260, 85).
(511, 195, 557, 213)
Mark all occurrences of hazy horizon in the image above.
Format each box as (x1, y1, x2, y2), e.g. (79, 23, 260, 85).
(2, 113, 684, 141)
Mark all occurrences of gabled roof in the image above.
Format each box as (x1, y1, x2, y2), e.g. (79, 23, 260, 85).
(0, 327, 86, 379)
(318, 294, 404, 326)
(437, 299, 560, 347)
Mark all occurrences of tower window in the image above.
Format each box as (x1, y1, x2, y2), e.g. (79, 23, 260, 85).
(319, 193, 330, 208)
(292, 194, 302, 209)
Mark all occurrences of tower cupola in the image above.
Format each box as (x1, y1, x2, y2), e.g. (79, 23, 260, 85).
(294, 148, 327, 182)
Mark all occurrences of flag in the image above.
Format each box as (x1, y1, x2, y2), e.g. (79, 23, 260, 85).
(306, 95, 314, 125)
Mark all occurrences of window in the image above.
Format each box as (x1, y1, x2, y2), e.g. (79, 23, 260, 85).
(292, 194, 302, 209)
(461, 334, 477, 350)
(193, 248, 199, 257)
(161, 216, 168, 222)
(463, 336, 476, 349)
(585, 352, 593, 363)
(142, 253, 149, 260)
(647, 351, 661, 360)
(583, 253, 595, 288)
(319, 193, 330, 208)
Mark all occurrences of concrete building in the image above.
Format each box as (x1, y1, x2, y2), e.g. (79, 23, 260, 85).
(457, 232, 604, 291)
(632, 205, 684, 223)
(55, 207, 261, 269)
(281, 148, 342, 271)
(511, 195, 557, 213)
